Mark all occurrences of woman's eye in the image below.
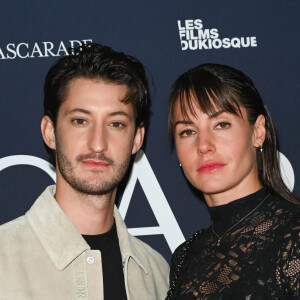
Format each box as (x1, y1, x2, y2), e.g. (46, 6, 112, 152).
(110, 121, 125, 128)
(179, 129, 195, 137)
(216, 122, 230, 129)
(72, 119, 87, 125)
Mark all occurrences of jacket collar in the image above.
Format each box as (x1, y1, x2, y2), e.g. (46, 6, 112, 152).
(114, 206, 148, 274)
(25, 185, 147, 273)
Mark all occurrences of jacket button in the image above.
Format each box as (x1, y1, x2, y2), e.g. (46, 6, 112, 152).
(87, 256, 94, 264)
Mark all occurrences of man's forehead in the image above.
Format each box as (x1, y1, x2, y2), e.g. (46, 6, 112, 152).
(63, 78, 128, 101)
(57, 78, 134, 118)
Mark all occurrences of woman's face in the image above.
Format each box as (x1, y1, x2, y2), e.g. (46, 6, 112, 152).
(173, 98, 265, 206)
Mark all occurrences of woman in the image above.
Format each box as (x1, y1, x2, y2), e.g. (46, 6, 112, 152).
(166, 64, 300, 299)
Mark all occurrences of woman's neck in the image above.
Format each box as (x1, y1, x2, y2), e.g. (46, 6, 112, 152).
(204, 181, 263, 207)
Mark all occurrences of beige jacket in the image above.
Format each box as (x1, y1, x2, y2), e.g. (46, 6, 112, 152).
(0, 186, 169, 300)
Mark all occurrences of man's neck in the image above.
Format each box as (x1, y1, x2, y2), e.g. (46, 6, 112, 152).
(55, 181, 116, 235)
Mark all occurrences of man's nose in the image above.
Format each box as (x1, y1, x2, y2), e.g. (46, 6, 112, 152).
(87, 125, 108, 153)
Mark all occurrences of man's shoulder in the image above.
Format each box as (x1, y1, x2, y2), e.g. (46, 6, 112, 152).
(0, 214, 29, 236)
(113, 206, 169, 271)
(0, 185, 55, 247)
(127, 233, 170, 292)
(0, 214, 36, 258)
(130, 234, 169, 267)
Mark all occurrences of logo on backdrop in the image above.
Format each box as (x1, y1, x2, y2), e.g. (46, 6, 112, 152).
(0, 150, 295, 251)
(0, 39, 92, 60)
(177, 19, 257, 51)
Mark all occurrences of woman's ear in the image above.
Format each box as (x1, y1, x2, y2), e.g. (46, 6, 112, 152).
(253, 114, 266, 148)
(41, 116, 56, 150)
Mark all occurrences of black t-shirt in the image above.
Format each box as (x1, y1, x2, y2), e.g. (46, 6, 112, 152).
(82, 221, 127, 300)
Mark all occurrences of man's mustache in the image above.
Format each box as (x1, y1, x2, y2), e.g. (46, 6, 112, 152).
(76, 153, 114, 165)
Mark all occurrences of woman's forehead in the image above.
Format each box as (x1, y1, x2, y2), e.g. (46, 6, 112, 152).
(173, 96, 243, 120)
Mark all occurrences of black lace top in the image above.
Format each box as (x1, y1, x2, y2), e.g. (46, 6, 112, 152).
(169, 188, 300, 299)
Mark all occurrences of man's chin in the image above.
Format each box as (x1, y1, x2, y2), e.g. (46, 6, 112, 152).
(69, 181, 117, 196)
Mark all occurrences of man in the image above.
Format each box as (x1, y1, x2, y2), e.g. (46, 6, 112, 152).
(0, 43, 169, 299)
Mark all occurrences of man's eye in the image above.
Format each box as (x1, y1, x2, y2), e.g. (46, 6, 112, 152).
(216, 122, 230, 129)
(179, 129, 195, 137)
(110, 122, 124, 128)
(72, 119, 87, 125)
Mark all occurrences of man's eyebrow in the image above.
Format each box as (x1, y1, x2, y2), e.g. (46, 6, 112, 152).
(63, 109, 131, 118)
(109, 111, 132, 119)
(64, 108, 91, 116)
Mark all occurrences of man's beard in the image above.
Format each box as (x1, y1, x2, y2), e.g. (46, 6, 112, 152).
(56, 143, 131, 196)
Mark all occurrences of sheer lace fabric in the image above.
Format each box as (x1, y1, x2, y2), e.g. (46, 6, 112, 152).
(170, 188, 300, 299)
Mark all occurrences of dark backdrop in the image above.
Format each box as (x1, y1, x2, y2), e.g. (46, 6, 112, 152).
(0, 0, 299, 262)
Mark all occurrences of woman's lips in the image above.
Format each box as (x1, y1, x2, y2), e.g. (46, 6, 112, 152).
(81, 160, 110, 168)
(197, 161, 226, 173)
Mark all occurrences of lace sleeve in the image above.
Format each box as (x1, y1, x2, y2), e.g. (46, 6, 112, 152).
(170, 241, 186, 283)
(276, 218, 300, 298)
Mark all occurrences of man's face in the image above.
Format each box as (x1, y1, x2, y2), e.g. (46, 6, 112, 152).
(43, 78, 144, 196)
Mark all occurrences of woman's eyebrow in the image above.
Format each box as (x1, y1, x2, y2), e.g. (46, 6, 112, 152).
(174, 120, 193, 128)
(174, 110, 228, 128)
(208, 110, 226, 118)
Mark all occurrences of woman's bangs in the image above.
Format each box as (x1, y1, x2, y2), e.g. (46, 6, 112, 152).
(178, 83, 241, 121)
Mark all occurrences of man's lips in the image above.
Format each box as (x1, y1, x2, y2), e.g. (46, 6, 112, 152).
(197, 161, 226, 173)
(81, 159, 110, 168)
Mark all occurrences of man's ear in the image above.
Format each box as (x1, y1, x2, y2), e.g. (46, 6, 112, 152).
(253, 114, 266, 148)
(41, 116, 56, 150)
(132, 125, 145, 155)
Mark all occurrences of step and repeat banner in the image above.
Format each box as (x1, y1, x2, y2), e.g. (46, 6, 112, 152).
(0, 1, 299, 262)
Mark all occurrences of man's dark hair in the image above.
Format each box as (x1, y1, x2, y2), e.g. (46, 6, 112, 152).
(44, 42, 150, 166)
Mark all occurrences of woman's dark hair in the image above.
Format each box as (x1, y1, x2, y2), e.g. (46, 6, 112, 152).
(168, 63, 299, 203)
(44, 42, 150, 166)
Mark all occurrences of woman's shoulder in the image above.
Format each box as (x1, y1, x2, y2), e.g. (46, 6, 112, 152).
(170, 229, 205, 274)
(274, 199, 300, 295)
(268, 193, 300, 242)
(267, 192, 300, 222)
(173, 229, 205, 256)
